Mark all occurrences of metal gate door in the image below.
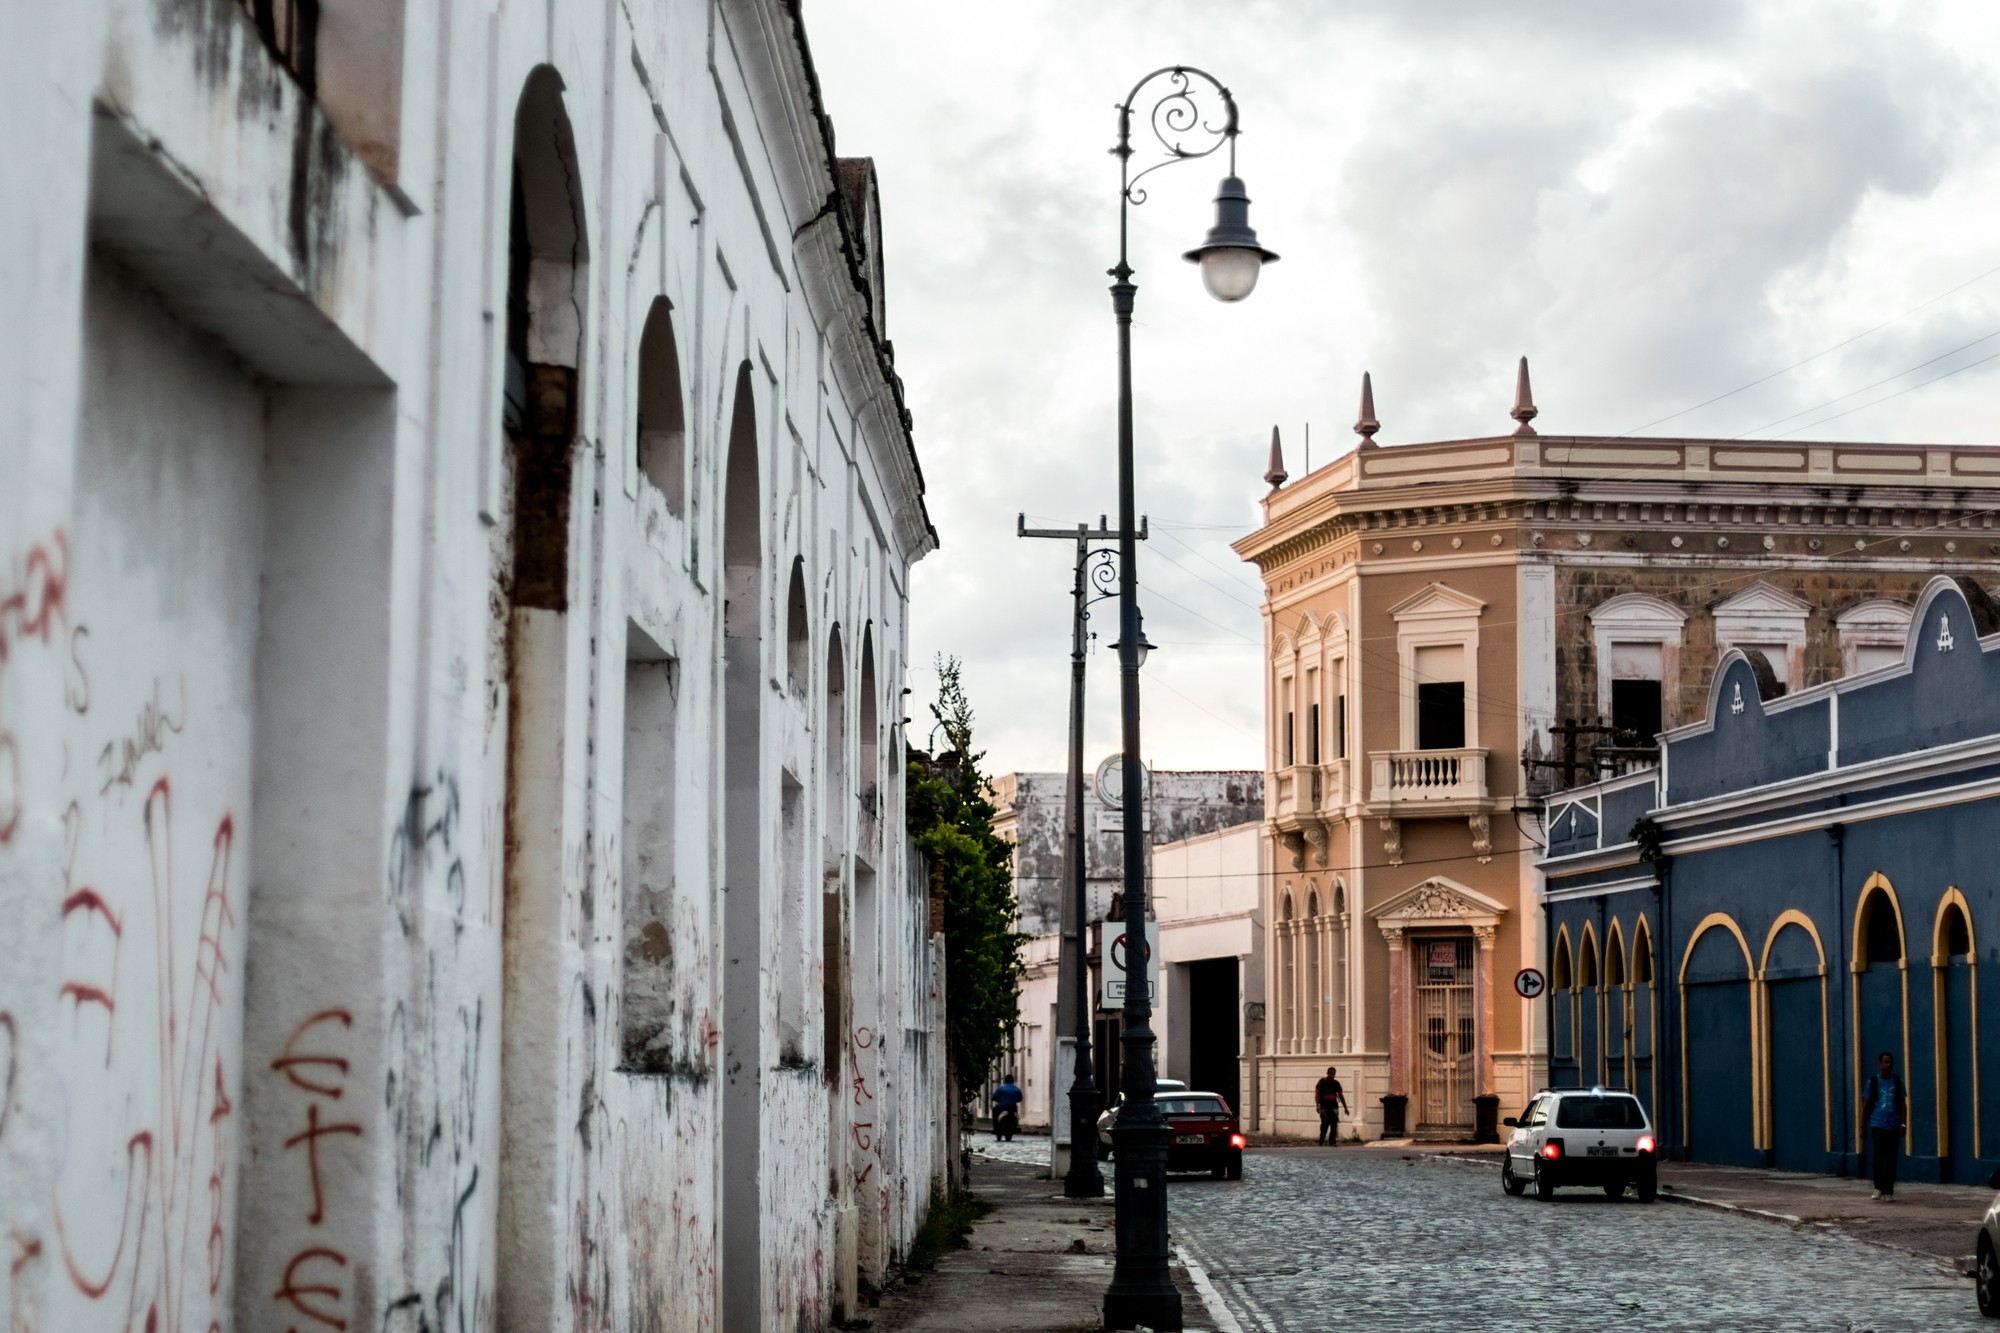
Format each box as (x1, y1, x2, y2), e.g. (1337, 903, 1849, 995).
(1415, 937, 1475, 1130)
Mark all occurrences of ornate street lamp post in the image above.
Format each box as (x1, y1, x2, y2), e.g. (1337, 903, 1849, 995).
(1103, 67, 1276, 1331)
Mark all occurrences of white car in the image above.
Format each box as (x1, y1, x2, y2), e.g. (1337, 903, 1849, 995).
(1977, 1167, 2000, 1317)
(1501, 1088, 1659, 1202)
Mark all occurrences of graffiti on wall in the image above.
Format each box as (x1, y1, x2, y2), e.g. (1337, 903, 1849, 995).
(50, 778, 238, 1333)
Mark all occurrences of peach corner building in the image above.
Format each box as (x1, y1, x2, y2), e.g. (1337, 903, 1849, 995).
(1231, 362, 2000, 1142)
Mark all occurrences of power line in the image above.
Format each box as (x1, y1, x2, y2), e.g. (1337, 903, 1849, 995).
(1619, 255, 2000, 436)
(1766, 348, 2000, 440)
(1730, 327, 2000, 439)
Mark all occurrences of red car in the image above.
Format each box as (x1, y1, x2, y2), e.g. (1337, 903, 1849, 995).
(1096, 1090, 1246, 1179)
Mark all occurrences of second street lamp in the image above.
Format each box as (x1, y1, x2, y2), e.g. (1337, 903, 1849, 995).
(1102, 66, 1275, 1332)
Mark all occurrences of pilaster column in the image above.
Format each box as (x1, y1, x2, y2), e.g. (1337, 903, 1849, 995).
(1474, 924, 1498, 1096)
(1384, 926, 1408, 1096)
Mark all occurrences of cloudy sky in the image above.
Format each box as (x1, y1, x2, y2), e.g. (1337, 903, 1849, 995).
(808, 0, 2000, 777)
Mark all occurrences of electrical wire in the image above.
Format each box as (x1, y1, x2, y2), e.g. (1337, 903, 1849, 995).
(1619, 254, 2000, 436)
(1730, 327, 2000, 439)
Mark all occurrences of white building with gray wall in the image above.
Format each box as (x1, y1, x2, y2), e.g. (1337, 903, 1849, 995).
(991, 767, 1261, 1140)
(0, 1, 939, 1329)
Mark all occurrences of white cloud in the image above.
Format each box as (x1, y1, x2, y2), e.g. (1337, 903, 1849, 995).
(806, 0, 2000, 772)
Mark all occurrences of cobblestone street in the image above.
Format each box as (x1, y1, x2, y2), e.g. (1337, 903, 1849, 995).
(1169, 1148, 1981, 1333)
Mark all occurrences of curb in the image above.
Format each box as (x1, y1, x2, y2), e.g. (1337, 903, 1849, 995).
(1416, 1148, 1970, 1273)
(1654, 1187, 1975, 1279)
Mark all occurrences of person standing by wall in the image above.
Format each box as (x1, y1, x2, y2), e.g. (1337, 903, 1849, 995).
(1864, 1051, 1907, 1200)
(1316, 1066, 1350, 1146)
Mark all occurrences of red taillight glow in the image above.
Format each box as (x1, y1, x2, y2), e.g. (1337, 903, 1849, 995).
(1541, 1142, 1562, 1160)
(1229, 1133, 1247, 1149)
(1636, 1134, 1657, 1154)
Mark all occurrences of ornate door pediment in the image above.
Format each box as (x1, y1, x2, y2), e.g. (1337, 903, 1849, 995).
(1371, 876, 1507, 944)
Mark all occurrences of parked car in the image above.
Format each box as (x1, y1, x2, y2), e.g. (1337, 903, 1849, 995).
(1094, 1077, 1189, 1158)
(1977, 1167, 2000, 1317)
(1096, 1087, 1245, 1179)
(1501, 1088, 1658, 1202)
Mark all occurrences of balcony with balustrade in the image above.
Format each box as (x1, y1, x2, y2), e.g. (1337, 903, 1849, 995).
(1271, 760, 1349, 828)
(1367, 747, 1490, 814)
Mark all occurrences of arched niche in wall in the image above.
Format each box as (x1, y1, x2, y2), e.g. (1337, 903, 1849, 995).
(635, 296, 687, 513)
(719, 361, 766, 1329)
(496, 62, 589, 1324)
(786, 557, 810, 697)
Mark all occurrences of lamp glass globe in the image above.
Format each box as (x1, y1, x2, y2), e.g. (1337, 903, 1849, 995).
(1199, 246, 1263, 303)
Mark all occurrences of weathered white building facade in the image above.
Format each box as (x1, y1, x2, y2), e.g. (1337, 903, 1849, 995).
(0, 0, 941, 1329)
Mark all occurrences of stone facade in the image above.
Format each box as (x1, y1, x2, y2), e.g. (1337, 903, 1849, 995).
(0, 2, 939, 1330)
(991, 767, 1264, 938)
(1233, 393, 2000, 1145)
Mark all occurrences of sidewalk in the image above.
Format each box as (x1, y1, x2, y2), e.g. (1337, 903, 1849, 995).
(1419, 1142, 1994, 1274)
(864, 1153, 1231, 1332)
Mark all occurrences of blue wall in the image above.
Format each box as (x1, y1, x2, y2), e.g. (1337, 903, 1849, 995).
(1543, 578, 2000, 1183)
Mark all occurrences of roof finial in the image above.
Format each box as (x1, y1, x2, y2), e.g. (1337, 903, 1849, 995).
(1511, 356, 1539, 438)
(1264, 425, 1288, 489)
(1355, 371, 1381, 448)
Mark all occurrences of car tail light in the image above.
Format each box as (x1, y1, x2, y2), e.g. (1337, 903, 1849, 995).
(1541, 1140, 1563, 1161)
(1636, 1134, 1657, 1155)
(1229, 1133, 1247, 1149)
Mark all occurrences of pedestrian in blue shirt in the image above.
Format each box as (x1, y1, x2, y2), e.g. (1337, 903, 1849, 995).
(992, 1074, 1023, 1142)
(1864, 1051, 1906, 1200)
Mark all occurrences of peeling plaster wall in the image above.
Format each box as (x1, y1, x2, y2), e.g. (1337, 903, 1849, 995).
(993, 770, 1265, 937)
(0, 2, 940, 1331)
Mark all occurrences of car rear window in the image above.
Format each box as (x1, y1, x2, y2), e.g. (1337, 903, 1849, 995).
(1554, 1095, 1647, 1129)
(1157, 1097, 1229, 1116)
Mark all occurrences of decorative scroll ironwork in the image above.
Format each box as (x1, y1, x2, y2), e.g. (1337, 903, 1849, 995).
(1085, 548, 1120, 605)
(1115, 66, 1239, 208)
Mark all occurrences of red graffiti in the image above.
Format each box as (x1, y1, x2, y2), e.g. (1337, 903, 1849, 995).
(271, 1005, 361, 1326)
(54, 1130, 152, 1299)
(282, 1105, 362, 1226)
(10, 1231, 41, 1277)
(59, 804, 123, 1065)
(0, 531, 67, 656)
(48, 779, 237, 1332)
(850, 1121, 874, 1152)
(273, 1248, 348, 1330)
(0, 531, 71, 845)
(271, 1010, 354, 1097)
(207, 1057, 229, 1297)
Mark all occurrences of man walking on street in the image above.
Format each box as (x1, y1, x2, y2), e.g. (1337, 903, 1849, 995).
(1864, 1050, 1906, 1200)
(1316, 1066, 1349, 1146)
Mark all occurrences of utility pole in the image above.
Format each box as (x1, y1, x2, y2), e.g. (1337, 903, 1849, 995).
(1018, 512, 1147, 1199)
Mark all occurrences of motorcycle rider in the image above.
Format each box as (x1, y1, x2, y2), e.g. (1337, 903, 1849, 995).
(992, 1073, 1024, 1142)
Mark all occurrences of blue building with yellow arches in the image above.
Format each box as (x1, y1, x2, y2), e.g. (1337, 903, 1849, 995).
(1538, 574, 2000, 1185)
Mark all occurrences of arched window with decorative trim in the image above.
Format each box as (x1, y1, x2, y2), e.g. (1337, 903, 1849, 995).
(1331, 878, 1349, 1050)
(1605, 921, 1628, 1088)
(1852, 874, 1908, 1154)
(1934, 891, 1978, 1179)
(1552, 930, 1574, 1069)
(1578, 926, 1601, 1086)
(1305, 889, 1322, 1049)
(1632, 919, 1657, 1119)
(1280, 890, 1297, 1052)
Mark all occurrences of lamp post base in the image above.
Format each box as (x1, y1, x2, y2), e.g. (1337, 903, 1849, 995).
(1104, 1286, 1184, 1331)
(1064, 1082, 1105, 1198)
(1104, 1118, 1181, 1331)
